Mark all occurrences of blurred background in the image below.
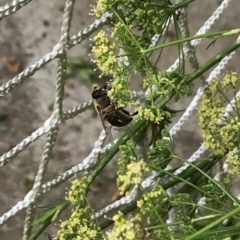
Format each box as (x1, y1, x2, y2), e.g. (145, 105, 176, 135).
(0, 0, 240, 239)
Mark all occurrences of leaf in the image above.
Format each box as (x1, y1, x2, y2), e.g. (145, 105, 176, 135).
(205, 37, 218, 50)
(161, 129, 170, 138)
(32, 200, 70, 225)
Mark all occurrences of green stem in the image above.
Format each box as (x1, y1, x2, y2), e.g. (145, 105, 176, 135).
(27, 200, 70, 240)
(139, 186, 171, 239)
(186, 39, 240, 83)
(88, 119, 146, 186)
(100, 157, 217, 230)
(88, 40, 240, 188)
(142, 29, 240, 55)
(160, 39, 240, 107)
(173, 154, 240, 207)
(184, 206, 240, 240)
(88, 39, 240, 234)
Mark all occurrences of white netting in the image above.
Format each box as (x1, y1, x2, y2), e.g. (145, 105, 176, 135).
(0, 0, 238, 238)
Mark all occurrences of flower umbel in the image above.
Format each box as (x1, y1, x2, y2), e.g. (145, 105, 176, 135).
(58, 207, 103, 240)
(138, 105, 164, 124)
(137, 185, 169, 224)
(92, 30, 120, 77)
(117, 140, 150, 194)
(226, 149, 240, 176)
(118, 160, 150, 193)
(199, 73, 240, 156)
(67, 177, 90, 206)
(106, 211, 142, 240)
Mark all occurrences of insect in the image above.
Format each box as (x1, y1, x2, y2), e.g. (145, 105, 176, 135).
(92, 85, 138, 140)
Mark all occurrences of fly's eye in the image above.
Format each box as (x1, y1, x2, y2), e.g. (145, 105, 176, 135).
(92, 89, 101, 99)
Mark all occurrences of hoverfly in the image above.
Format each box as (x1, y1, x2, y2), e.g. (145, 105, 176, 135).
(92, 85, 138, 141)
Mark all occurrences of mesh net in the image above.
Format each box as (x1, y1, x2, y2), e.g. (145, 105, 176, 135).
(0, 0, 238, 238)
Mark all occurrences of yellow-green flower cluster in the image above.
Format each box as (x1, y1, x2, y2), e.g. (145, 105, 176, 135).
(92, 1, 171, 77)
(92, 0, 177, 38)
(92, 30, 122, 77)
(108, 76, 132, 107)
(137, 185, 169, 223)
(143, 71, 187, 99)
(226, 149, 240, 176)
(199, 73, 240, 156)
(143, 73, 173, 96)
(221, 72, 239, 88)
(117, 160, 150, 193)
(219, 116, 240, 150)
(91, 26, 132, 108)
(169, 194, 196, 238)
(106, 211, 141, 240)
(58, 207, 102, 240)
(91, 0, 107, 18)
(199, 95, 225, 154)
(67, 177, 89, 206)
(138, 105, 165, 124)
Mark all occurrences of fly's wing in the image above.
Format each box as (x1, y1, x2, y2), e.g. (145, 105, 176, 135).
(93, 101, 114, 143)
(104, 108, 133, 127)
(109, 109, 139, 142)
